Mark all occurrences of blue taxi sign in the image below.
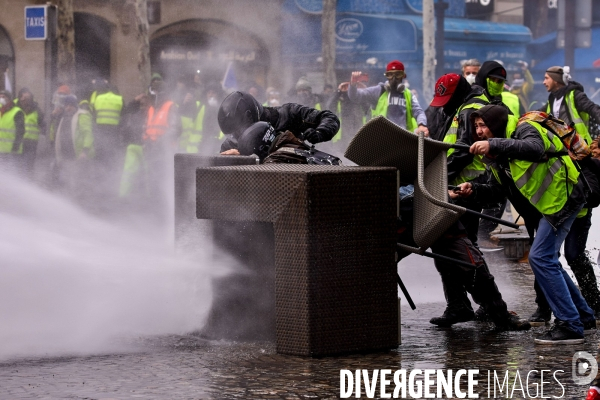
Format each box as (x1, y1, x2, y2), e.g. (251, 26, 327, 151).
(24, 6, 48, 40)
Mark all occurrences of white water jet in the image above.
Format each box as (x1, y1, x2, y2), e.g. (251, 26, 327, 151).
(0, 171, 232, 359)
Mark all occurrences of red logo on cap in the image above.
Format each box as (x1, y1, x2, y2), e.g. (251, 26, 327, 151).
(436, 82, 447, 96)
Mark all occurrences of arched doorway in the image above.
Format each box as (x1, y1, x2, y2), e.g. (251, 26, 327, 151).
(0, 25, 15, 94)
(74, 13, 111, 98)
(150, 19, 270, 92)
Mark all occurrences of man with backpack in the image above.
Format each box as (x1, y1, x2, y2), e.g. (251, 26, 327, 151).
(456, 104, 596, 344)
(526, 66, 600, 325)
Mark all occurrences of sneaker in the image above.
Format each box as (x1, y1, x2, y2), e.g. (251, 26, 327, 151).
(534, 320, 584, 345)
(496, 312, 531, 331)
(430, 309, 474, 327)
(528, 306, 552, 327)
(586, 386, 600, 400)
(474, 306, 492, 322)
(584, 319, 597, 334)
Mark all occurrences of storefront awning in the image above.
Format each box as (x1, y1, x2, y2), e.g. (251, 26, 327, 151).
(282, 11, 532, 76)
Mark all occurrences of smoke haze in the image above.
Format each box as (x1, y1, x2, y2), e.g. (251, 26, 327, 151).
(0, 170, 233, 360)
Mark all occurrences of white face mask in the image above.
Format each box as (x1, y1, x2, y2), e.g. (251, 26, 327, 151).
(207, 97, 218, 107)
(0, 97, 7, 106)
(465, 74, 476, 85)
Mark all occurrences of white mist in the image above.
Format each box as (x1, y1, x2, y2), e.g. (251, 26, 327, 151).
(0, 171, 231, 359)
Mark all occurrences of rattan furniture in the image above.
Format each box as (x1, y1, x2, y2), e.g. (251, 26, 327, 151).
(345, 116, 466, 255)
(196, 164, 398, 356)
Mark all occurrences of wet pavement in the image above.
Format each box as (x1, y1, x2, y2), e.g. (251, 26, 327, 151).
(1, 251, 599, 399)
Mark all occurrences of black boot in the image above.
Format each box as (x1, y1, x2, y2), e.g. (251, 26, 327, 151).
(495, 311, 531, 331)
(528, 306, 552, 326)
(474, 306, 492, 322)
(430, 308, 474, 327)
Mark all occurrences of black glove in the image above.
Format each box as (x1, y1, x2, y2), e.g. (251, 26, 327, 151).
(302, 128, 324, 144)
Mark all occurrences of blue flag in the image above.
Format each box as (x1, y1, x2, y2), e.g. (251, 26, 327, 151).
(222, 62, 238, 91)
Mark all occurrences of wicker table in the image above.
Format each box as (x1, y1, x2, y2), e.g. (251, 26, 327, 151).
(196, 164, 398, 356)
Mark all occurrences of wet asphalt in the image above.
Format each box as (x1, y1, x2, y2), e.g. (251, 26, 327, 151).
(1, 251, 598, 399)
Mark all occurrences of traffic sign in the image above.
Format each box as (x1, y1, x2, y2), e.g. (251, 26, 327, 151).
(24, 6, 48, 40)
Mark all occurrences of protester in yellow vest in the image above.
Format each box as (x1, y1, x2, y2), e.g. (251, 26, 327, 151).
(53, 95, 94, 195)
(426, 73, 506, 327)
(509, 60, 534, 114)
(179, 96, 204, 154)
(347, 60, 428, 135)
(0, 90, 25, 173)
(15, 88, 45, 178)
(528, 65, 600, 328)
(119, 93, 150, 198)
(89, 78, 124, 167)
(289, 76, 320, 108)
(323, 81, 369, 154)
(501, 88, 520, 117)
(458, 104, 594, 345)
(200, 82, 225, 155)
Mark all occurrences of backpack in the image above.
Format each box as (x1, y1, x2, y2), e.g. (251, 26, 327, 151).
(519, 111, 599, 207)
(263, 130, 342, 165)
(517, 111, 591, 160)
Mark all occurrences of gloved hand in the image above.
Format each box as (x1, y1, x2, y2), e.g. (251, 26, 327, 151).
(302, 128, 323, 144)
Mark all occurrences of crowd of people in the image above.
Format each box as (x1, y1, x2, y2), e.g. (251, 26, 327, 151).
(2, 54, 600, 396)
(208, 58, 600, 398)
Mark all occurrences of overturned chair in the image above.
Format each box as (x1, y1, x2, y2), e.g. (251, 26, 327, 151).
(345, 116, 518, 308)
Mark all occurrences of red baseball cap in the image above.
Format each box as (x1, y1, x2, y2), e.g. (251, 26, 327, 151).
(430, 73, 461, 107)
(386, 60, 405, 72)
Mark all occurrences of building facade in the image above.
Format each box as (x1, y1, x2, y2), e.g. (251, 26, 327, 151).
(1, 0, 284, 110)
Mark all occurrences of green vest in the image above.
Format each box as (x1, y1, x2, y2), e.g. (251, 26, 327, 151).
(372, 89, 416, 131)
(23, 110, 40, 141)
(443, 94, 489, 156)
(545, 90, 593, 145)
(0, 106, 23, 153)
(73, 110, 94, 158)
(449, 114, 518, 186)
(180, 103, 204, 153)
(92, 91, 123, 126)
(508, 121, 580, 215)
(119, 144, 145, 197)
(501, 91, 520, 117)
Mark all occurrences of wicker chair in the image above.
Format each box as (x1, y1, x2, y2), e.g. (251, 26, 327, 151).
(345, 116, 467, 256)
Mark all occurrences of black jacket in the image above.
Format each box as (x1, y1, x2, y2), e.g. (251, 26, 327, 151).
(471, 122, 586, 235)
(474, 61, 505, 103)
(424, 105, 449, 142)
(540, 81, 600, 125)
(447, 85, 489, 182)
(221, 103, 340, 152)
(580, 157, 600, 209)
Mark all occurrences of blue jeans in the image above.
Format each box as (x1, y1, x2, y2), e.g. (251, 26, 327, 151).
(528, 209, 595, 335)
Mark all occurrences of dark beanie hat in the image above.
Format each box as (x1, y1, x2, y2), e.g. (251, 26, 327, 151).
(546, 66, 565, 85)
(471, 104, 509, 138)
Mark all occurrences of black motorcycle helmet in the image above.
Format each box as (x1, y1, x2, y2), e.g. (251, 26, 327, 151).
(218, 91, 264, 139)
(237, 121, 276, 161)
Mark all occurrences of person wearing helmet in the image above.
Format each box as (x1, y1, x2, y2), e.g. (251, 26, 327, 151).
(217, 91, 339, 155)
